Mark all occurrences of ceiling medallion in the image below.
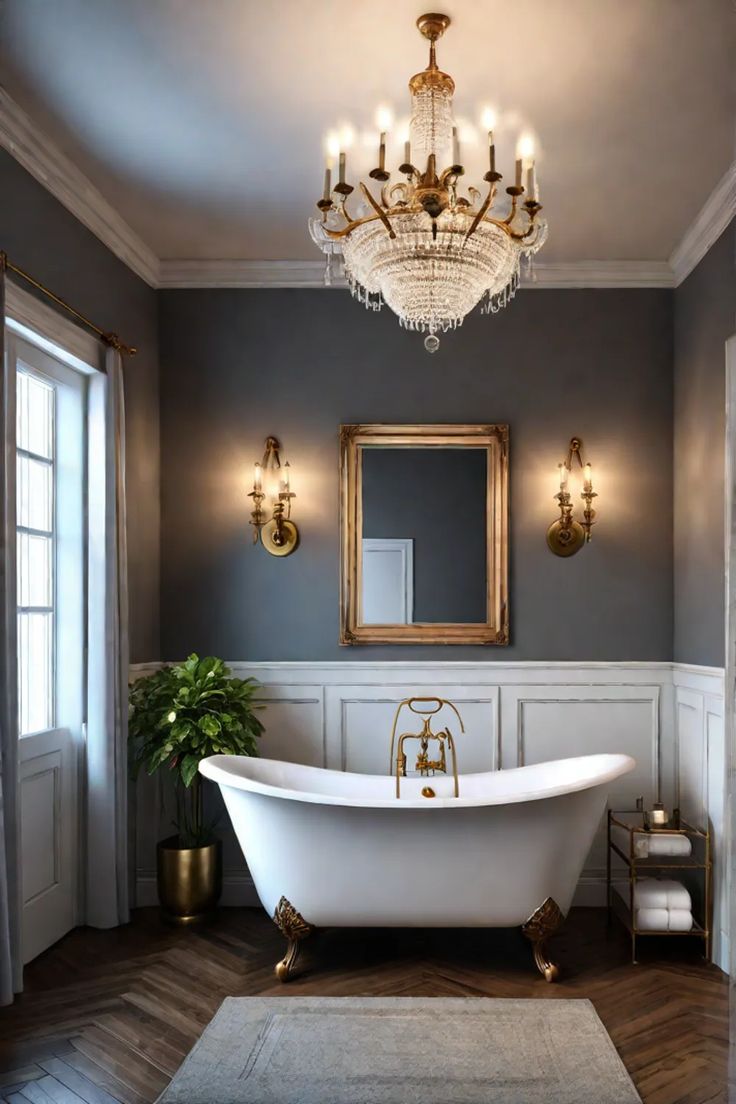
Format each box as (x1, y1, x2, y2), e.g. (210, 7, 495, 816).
(309, 13, 548, 353)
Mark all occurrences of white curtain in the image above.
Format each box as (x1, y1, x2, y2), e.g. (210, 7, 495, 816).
(0, 264, 21, 1005)
(85, 346, 130, 928)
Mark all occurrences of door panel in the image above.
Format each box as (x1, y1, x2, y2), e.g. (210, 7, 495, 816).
(19, 728, 77, 963)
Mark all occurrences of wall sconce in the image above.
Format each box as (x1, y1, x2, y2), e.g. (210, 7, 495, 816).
(248, 436, 299, 556)
(547, 437, 597, 557)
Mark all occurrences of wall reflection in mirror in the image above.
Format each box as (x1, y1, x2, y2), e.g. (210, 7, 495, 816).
(360, 448, 487, 625)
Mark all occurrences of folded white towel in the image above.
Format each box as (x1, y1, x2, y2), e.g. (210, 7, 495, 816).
(611, 825, 692, 858)
(633, 878, 691, 911)
(633, 832, 692, 859)
(634, 907, 670, 931)
(667, 909, 694, 932)
(613, 885, 695, 932)
(635, 907, 693, 932)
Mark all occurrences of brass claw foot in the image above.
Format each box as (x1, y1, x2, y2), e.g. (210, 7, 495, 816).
(521, 897, 564, 982)
(273, 896, 314, 982)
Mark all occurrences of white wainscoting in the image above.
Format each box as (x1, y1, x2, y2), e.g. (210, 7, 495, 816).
(672, 664, 727, 970)
(131, 660, 727, 971)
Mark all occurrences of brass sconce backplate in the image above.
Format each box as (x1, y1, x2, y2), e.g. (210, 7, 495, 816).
(546, 518, 585, 557)
(261, 517, 299, 557)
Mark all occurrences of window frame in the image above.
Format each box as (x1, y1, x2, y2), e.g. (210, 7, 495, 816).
(13, 334, 88, 741)
(16, 362, 57, 735)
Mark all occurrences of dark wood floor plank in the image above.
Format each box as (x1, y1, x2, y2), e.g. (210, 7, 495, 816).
(62, 1053, 146, 1104)
(0, 1071, 46, 1092)
(38, 1059, 121, 1104)
(7, 1080, 58, 1104)
(0, 906, 726, 1104)
(69, 1030, 167, 1101)
(32, 1077, 87, 1104)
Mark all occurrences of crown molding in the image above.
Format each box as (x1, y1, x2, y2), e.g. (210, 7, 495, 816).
(158, 258, 337, 289)
(521, 260, 673, 289)
(669, 161, 736, 286)
(0, 86, 160, 287)
(2, 87, 731, 293)
(159, 257, 675, 290)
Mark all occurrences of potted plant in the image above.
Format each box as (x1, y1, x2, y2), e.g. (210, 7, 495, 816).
(129, 653, 264, 923)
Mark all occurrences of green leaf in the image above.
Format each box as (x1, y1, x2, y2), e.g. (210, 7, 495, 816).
(170, 719, 194, 742)
(180, 754, 200, 787)
(198, 714, 221, 737)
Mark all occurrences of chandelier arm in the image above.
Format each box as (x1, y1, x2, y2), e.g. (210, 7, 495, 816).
(360, 182, 397, 240)
(439, 167, 461, 189)
(320, 212, 388, 240)
(502, 194, 520, 227)
(335, 195, 354, 226)
(463, 184, 496, 243)
(506, 218, 540, 243)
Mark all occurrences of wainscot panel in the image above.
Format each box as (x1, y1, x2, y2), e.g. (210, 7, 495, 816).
(131, 660, 726, 971)
(673, 665, 727, 971)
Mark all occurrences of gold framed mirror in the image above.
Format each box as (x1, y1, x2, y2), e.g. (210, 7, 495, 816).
(339, 424, 509, 645)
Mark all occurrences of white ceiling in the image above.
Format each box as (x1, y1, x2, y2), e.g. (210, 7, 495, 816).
(1, 0, 734, 264)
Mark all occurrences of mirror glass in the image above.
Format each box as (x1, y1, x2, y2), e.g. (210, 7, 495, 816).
(360, 447, 487, 625)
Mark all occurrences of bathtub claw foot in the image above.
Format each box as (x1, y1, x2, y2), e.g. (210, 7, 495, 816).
(273, 896, 314, 982)
(521, 897, 564, 982)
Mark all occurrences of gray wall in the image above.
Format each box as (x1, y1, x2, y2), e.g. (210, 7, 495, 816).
(362, 447, 487, 623)
(673, 220, 736, 667)
(0, 151, 160, 662)
(159, 285, 674, 661)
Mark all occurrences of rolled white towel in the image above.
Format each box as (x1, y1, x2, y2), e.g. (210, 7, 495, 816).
(634, 907, 694, 932)
(633, 832, 692, 859)
(634, 907, 670, 931)
(633, 878, 691, 912)
(667, 909, 694, 932)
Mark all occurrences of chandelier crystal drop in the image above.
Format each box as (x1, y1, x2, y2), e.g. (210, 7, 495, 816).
(309, 13, 548, 352)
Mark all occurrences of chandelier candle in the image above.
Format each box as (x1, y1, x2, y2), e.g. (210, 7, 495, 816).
(309, 13, 548, 351)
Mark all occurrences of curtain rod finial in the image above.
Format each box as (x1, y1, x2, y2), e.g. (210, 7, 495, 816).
(102, 332, 138, 356)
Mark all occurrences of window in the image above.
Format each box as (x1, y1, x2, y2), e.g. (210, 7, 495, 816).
(17, 370, 55, 734)
(15, 338, 85, 738)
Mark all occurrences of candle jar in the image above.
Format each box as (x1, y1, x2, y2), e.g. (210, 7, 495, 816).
(643, 802, 669, 830)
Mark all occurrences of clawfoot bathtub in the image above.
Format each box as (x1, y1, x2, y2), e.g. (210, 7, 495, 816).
(199, 752, 635, 981)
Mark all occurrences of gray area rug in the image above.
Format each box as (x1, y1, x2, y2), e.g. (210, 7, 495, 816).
(157, 996, 641, 1104)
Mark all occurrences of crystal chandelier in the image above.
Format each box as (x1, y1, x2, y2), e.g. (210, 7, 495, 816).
(309, 13, 548, 352)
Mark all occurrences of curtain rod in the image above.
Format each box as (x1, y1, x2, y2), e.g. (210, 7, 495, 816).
(0, 252, 138, 356)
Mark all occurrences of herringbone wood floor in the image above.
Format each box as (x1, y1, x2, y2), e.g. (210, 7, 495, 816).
(0, 907, 727, 1103)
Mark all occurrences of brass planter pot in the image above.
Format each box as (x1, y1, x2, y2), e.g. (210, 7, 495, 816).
(156, 836, 223, 925)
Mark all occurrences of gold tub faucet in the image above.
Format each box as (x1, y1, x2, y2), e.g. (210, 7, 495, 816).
(389, 697, 463, 798)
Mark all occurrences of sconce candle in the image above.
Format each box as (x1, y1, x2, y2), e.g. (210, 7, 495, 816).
(248, 437, 299, 557)
(547, 437, 598, 558)
(583, 463, 592, 491)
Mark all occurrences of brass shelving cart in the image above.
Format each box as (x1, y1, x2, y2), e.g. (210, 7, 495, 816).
(606, 806, 711, 964)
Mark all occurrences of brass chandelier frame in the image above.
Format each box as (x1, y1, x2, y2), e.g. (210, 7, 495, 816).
(315, 15, 544, 258)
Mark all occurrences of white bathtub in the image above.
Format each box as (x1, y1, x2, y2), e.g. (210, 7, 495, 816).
(199, 752, 635, 981)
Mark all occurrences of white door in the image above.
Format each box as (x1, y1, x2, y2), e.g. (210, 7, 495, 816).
(11, 333, 86, 963)
(361, 538, 414, 623)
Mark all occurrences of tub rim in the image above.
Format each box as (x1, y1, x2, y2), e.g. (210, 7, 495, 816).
(199, 752, 635, 810)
